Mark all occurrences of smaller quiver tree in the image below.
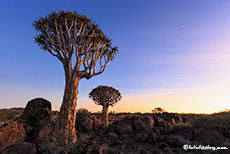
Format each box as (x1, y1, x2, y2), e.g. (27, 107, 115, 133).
(89, 85, 121, 124)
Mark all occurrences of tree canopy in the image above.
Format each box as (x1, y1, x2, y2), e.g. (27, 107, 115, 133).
(89, 85, 121, 107)
(33, 10, 118, 79)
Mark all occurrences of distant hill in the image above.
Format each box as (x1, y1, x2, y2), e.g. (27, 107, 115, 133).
(0, 108, 24, 122)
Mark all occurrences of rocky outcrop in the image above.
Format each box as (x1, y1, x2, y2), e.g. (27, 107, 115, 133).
(132, 116, 154, 131)
(0, 121, 26, 150)
(22, 98, 52, 125)
(76, 117, 94, 132)
(0, 142, 36, 154)
(21, 98, 54, 144)
(30, 120, 54, 144)
(76, 116, 103, 132)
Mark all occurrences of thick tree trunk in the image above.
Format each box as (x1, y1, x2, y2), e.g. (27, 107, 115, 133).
(102, 105, 109, 124)
(54, 67, 80, 142)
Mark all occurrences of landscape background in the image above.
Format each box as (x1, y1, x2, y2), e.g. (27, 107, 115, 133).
(0, 0, 230, 113)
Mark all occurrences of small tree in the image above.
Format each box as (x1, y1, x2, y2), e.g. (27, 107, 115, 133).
(152, 107, 166, 114)
(89, 85, 121, 124)
(33, 10, 118, 140)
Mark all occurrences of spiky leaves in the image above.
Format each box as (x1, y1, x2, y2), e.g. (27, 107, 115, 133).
(33, 10, 118, 79)
(89, 85, 122, 107)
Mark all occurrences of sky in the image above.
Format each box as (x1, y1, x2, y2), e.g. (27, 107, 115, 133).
(0, 0, 229, 113)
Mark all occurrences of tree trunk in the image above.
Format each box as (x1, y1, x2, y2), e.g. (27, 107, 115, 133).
(102, 105, 109, 124)
(54, 67, 80, 142)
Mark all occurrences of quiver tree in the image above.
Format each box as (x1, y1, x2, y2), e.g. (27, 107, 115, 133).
(89, 85, 121, 124)
(33, 10, 118, 140)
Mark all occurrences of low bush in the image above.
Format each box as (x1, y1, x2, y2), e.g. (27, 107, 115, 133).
(38, 129, 89, 154)
(0, 108, 23, 122)
(170, 122, 192, 132)
(77, 108, 91, 118)
(190, 110, 230, 130)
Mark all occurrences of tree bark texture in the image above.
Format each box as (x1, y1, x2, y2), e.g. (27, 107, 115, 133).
(102, 105, 109, 124)
(54, 67, 80, 141)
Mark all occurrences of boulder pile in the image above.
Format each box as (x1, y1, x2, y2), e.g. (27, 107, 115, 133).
(0, 99, 229, 154)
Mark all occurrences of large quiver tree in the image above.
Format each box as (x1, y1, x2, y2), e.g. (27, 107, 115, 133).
(89, 85, 121, 124)
(33, 10, 118, 140)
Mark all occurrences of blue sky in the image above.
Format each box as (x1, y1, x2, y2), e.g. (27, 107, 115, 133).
(0, 0, 230, 113)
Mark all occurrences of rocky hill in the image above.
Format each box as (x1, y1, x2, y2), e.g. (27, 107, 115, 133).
(0, 98, 229, 154)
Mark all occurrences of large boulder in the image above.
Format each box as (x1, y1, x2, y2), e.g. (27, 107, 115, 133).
(157, 117, 166, 128)
(76, 117, 93, 132)
(0, 142, 36, 154)
(30, 120, 54, 144)
(0, 121, 26, 150)
(22, 98, 52, 125)
(171, 113, 183, 123)
(132, 116, 154, 131)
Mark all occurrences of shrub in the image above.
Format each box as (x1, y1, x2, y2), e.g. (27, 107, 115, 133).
(190, 110, 230, 130)
(77, 108, 91, 118)
(38, 129, 89, 154)
(170, 122, 192, 132)
(0, 108, 23, 122)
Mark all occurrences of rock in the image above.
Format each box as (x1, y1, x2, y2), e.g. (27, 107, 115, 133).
(0, 142, 36, 154)
(108, 132, 121, 146)
(0, 121, 26, 150)
(22, 98, 52, 125)
(162, 116, 175, 125)
(166, 135, 186, 148)
(31, 120, 54, 143)
(137, 132, 148, 142)
(147, 132, 158, 145)
(132, 116, 154, 131)
(32, 107, 51, 121)
(157, 117, 166, 129)
(172, 113, 183, 123)
(160, 113, 183, 125)
(116, 117, 133, 134)
(165, 121, 172, 130)
(193, 128, 225, 146)
(86, 142, 103, 154)
(91, 116, 102, 131)
(76, 117, 93, 132)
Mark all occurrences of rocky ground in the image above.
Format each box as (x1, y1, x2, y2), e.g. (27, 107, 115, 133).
(0, 98, 229, 154)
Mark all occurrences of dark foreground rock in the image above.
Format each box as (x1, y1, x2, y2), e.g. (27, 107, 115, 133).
(22, 98, 52, 125)
(0, 142, 36, 154)
(0, 98, 53, 150)
(0, 121, 26, 150)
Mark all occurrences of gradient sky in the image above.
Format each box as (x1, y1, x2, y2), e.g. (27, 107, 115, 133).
(0, 0, 229, 113)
